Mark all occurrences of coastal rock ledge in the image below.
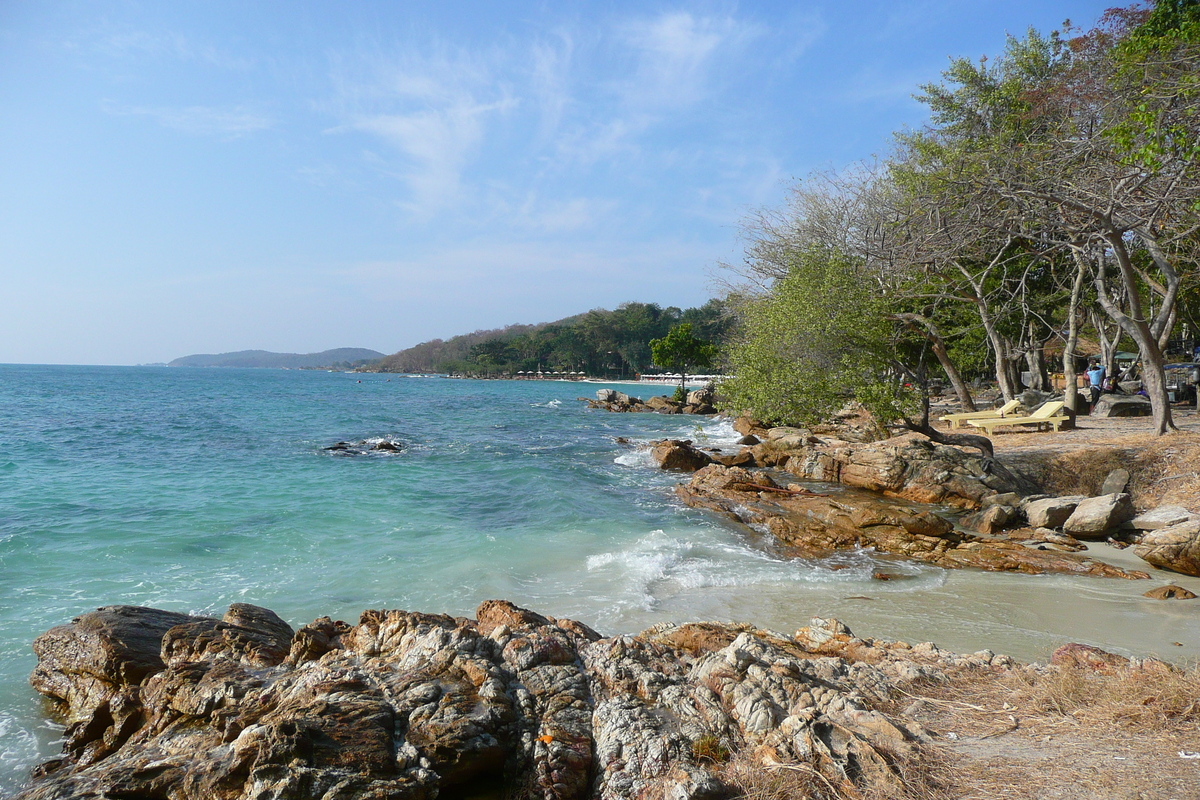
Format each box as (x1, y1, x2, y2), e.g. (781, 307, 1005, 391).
(21, 601, 1017, 800)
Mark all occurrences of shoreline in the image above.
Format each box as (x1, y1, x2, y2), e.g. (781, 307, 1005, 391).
(14, 599, 1198, 800)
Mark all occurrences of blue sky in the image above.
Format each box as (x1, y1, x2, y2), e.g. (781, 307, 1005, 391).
(1, 1, 1119, 365)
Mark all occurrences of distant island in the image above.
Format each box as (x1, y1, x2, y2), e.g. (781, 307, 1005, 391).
(168, 348, 385, 370)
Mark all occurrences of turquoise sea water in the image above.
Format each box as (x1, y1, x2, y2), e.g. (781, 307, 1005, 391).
(2, 365, 1198, 793)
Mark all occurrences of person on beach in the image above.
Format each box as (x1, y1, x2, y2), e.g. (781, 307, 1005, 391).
(1087, 361, 1106, 405)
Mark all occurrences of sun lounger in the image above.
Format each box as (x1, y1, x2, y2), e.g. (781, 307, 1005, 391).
(940, 399, 1023, 429)
(967, 401, 1067, 434)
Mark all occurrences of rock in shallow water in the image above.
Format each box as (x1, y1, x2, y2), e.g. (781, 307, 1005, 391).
(18, 602, 1006, 800)
(675, 465, 1146, 579)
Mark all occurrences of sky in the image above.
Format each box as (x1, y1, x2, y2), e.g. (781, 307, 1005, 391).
(0, 1, 1122, 365)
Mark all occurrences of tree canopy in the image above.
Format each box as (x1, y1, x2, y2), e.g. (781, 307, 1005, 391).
(649, 323, 718, 394)
(719, 0, 1200, 440)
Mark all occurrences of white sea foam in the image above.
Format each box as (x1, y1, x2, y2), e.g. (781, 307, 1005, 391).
(0, 713, 40, 794)
(586, 530, 945, 614)
(614, 450, 655, 468)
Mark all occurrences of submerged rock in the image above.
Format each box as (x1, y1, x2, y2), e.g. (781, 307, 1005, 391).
(1143, 585, 1198, 600)
(19, 603, 1002, 800)
(323, 438, 405, 455)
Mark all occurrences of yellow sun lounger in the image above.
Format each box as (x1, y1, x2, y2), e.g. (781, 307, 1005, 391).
(966, 401, 1067, 434)
(940, 399, 1023, 429)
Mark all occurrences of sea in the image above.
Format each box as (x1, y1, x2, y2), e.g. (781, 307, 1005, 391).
(1, 364, 1198, 793)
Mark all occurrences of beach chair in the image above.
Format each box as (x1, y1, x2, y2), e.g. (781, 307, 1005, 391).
(966, 401, 1067, 434)
(940, 399, 1022, 429)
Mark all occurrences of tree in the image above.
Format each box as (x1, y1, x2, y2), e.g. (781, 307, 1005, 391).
(649, 323, 717, 397)
(909, 9, 1200, 433)
(719, 244, 995, 454)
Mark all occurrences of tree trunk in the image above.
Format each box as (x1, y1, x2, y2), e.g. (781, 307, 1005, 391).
(904, 393, 992, 457)
(1094, 237, 1177, 435)
(890, 313, 975, 411)
(1063, 247, 1089, 419)
(980, 314, 1018, 400)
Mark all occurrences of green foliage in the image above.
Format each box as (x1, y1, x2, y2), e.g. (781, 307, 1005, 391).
(720, 247, 915, 427)
(649, 323, 717, 381)
(1108, 0, 1200, 172)
(372, 300, 734, 376)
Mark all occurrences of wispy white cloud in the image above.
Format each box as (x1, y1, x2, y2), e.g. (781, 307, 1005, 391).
(326, 46, 516, 216)
(619, 12, 753, 109)
(91, 27, 256, 70)
(106, 102, 273, 138)
(529, 32, 574, 143)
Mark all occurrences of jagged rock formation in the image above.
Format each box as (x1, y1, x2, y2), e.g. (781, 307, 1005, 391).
(675, 466, 1146, 578)
(19, 602, 1019, 800)
(649, 440, 715, 471)
(585, 389, 715, 415)
(778, 432, 1030, 508)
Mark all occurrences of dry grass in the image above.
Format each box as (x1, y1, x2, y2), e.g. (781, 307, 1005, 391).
(981, 417, 1200, 512)
(884, 662, 1200, 799)
(639, 661, 1200, 799)
(716, 746, 954, 800)
(720, 753, 839, 800)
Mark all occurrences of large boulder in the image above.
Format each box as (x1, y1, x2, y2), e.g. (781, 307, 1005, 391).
(1135, 519, 1200, 576)
(960, 504, 1016, 534)
(783, 432, 1028, 508)
(765, 426, 811, 449)
(1023, 496, 1086, 529)
(1092, 394, 1152, 417)
(1062, 493, 1135, 539)
(1100, 468, 1130, 495)
(30, 606, 203, 725)
(732, 416, 768, 436)
(650, 439, 715, 471)
(684, 386, 715, 413)
(28, 604, 292, 769)
(644, 395, 681, 413)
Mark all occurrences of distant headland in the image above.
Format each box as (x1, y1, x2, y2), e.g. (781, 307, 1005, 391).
(168, 348, 384, 370)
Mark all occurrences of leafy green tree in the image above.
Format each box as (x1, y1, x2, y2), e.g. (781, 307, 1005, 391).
(649, 323, 717, 396)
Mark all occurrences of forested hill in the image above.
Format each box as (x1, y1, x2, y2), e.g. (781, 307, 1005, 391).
(169, 348, 385, 369)
(366, 300, 733, 376)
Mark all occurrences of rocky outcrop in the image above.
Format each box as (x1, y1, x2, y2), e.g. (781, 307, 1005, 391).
(650, 440, 715, 472)
(1135, 519, 1200, 577)
(586, 389, 714, 416)
(588, 389, 649, 412)
(19, 603, 1023, 800)
(674, 466, 1145, 578)
(779, 432, 1029, 509)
